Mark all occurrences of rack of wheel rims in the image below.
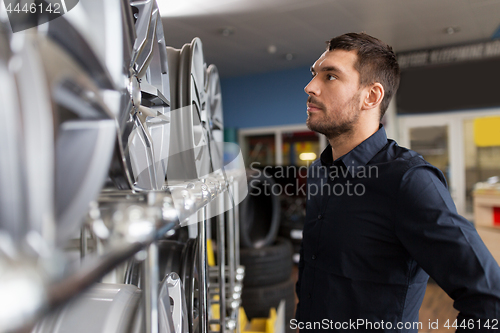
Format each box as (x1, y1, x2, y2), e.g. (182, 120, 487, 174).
(0, 1, 248, 333)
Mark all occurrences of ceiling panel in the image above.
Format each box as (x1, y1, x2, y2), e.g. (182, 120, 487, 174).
(159, 0, 500, 77)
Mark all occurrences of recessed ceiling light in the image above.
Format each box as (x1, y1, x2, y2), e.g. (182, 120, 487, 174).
(220, 26, 235, 37)
(285, 53, 295, 61)
(444, 26, 461, 35)
(267, 45, 277, 54)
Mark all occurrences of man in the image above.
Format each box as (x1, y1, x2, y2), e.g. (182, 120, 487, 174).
(295, 32, 500, 332)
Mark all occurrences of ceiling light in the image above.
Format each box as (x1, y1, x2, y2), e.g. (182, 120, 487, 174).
(285, 53, 294, 61)
(267, 45, 277, 54)
(220, 27, 235, 37)
(299, 152, 317, 161)
(445, 26, 460, 35)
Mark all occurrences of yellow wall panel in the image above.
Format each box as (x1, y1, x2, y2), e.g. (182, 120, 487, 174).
(474, 117, 500, 147)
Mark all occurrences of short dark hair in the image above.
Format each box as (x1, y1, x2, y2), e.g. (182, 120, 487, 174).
(327, 33, 400, 119)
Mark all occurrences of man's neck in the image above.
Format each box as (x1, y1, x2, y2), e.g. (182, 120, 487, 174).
(328, 122, 380, 161)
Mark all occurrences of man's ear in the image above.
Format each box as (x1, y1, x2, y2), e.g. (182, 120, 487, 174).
(361, 83, 384, 111)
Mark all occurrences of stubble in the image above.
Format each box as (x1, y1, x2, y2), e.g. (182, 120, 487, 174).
(306, 92, 361, 140)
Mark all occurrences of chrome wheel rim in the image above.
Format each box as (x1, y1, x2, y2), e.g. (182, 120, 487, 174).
(123, 0, 172, 191)
(205, 64, 224, 171)
(180, 238, 200, 333)
(167, 38, 212, 182)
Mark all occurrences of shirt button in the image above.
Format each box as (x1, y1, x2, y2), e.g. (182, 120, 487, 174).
(318, 214, 323, 220)
(312, 255, 316, 260)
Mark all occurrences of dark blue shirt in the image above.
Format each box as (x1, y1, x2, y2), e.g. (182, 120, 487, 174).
(295, 125, 500, 332)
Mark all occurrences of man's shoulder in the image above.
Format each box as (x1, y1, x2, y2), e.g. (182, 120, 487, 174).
(367, 139, 448, 185)
(376, 140, 447, 187)
(374, 139, 428, 168)
(308, 140, 436, 176)
(310, 159, 323, 168)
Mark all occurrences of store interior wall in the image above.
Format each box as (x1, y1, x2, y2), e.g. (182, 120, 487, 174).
(221, 65, 311, 129)
(220, 50, 500, 140)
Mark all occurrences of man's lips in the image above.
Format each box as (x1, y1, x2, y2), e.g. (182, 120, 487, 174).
(307, 103, 323, 112)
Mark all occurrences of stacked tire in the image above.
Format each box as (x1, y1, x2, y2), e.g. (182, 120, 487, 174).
(239, 170, 281, 249)
(240, 238, 295, 333)
(278, 218, 305, 264)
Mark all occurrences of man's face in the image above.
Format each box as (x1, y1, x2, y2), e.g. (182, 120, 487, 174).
(305, 49, 364, 139)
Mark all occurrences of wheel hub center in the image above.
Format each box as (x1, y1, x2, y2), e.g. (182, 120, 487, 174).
(128, 75, 141, 108)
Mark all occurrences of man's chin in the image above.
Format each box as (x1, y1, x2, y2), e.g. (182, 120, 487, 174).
(306, 118, 323, 135)
(306, 117, 313, 131)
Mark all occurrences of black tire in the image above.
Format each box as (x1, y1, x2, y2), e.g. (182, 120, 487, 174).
(240, 170, 281, 248)
(241, 277, 296, 332)
(240, 238, 293, 287)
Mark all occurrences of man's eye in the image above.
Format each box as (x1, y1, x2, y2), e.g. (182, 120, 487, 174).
(327, 74, 336, 81)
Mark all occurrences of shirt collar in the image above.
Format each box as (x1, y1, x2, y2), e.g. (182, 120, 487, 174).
(320, 125, 388, 177)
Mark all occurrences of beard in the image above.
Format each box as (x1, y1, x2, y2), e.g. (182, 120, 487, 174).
(306, 92, 361, 140)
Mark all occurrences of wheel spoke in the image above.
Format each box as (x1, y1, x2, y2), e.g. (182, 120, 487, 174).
(130, 0, 156, 77)
(211, 118, 223, 131)
(131, 113, 159, 189)
(140, 80, 170, 107)
(137, 105, 169, 123)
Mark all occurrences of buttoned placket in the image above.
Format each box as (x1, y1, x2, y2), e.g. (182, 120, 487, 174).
(311, 163, 343, 259)
(304, 163, 341, 320)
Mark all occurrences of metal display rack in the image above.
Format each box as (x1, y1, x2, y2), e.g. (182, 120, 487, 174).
(0, 1, 247, 332)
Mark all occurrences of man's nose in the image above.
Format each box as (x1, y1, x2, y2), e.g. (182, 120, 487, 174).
(304, 78, 318, 96)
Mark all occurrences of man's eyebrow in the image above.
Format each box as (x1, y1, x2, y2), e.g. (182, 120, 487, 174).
(310, 65, 344, 74)
(321, 66, 343, 74)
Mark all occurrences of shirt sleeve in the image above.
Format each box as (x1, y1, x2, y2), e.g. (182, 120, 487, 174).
(394, 161, 500, 328)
